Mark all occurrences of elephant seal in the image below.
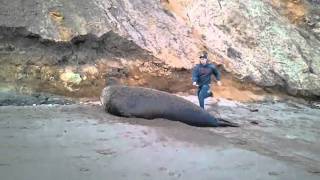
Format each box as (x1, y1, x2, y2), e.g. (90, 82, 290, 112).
(101, 85, 238, 127)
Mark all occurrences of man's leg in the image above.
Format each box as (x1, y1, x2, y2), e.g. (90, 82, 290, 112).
(198, 85, 210, 109)
(197, 86, 202, 108)
(207, 84, 213, 97)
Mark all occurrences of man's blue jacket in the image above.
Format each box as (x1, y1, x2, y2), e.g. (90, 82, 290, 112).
(192, 63, 221, 86)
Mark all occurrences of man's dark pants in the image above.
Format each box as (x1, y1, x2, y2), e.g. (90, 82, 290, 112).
(197, 84, 211, 109)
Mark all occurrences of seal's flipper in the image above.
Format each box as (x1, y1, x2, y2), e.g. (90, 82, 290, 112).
(216, 118, 239, 127)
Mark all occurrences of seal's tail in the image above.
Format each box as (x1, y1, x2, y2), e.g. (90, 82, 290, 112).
(216, 118, 239, 127)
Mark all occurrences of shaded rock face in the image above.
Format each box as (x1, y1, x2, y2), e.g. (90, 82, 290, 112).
(0, 26, 191, 97)
(0, 0, 319, 98)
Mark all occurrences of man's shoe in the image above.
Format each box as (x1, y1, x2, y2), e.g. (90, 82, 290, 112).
(208, 91, 213, 97)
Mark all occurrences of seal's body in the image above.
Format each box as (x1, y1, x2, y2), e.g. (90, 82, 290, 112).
(101, 85, 238, 127)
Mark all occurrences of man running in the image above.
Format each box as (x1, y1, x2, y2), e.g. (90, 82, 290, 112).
(192, 52, 222, 109)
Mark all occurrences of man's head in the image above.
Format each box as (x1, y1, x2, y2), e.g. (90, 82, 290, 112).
(199, 53, 208, 65)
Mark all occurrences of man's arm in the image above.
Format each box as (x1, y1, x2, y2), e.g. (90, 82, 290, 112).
(192, 65, 199, 86)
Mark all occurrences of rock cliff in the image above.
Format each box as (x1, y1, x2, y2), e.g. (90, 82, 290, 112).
(0, 0, 319, 98)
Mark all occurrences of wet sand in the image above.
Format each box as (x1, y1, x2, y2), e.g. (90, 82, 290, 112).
(0, 97, 320, 180)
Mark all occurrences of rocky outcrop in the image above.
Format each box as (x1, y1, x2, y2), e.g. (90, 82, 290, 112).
(165, 0, 320, 97)
(0, 0, 201, 67)
(0, 0, 319, 98)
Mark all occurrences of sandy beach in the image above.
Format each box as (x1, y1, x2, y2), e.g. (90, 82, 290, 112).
(1, 96, 319, 180)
